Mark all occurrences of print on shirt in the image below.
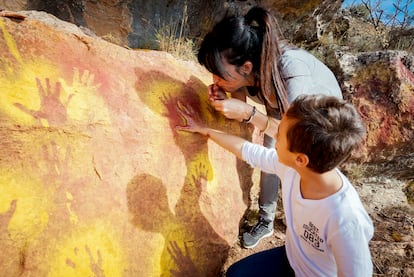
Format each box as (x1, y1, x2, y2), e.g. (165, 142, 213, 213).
(302, 221, 324, 252)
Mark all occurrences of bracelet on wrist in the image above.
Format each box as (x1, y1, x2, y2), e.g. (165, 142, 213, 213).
(244, 106, 256, 123)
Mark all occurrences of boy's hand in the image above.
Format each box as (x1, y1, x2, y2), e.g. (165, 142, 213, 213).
(175, 102, 207, 135)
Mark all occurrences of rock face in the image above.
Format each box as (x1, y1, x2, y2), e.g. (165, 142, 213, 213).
(0, 0, 243, 48)
(0, 11, 248, 276)
(0, 0, 343, 48)
(262, 0, 343, 44)
(338, 50, 414, 162)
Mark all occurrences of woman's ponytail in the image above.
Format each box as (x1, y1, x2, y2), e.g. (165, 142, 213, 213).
(245, 7, 289, 114)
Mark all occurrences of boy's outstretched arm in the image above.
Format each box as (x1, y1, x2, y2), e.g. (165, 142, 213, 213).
(175, 103, 246, 160)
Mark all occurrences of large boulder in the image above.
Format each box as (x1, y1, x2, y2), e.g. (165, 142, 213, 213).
(337, 50, 414, 162)
(0, 11, 249, 276)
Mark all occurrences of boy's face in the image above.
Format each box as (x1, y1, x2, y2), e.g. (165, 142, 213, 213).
(275, 116, 297, 167)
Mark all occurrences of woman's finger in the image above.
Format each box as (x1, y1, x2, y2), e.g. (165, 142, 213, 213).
(208, 84, 227, 101)
(210, 100, 224, 111)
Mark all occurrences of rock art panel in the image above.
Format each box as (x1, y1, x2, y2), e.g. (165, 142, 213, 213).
(0, 12, 248, 276)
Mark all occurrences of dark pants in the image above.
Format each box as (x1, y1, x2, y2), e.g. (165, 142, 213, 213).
(258, 106, 281, 223)
(226, 246, 295, 276)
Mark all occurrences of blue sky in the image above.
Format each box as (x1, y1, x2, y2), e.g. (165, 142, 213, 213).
(343, 0, 414, 11)
(342, 0, 414, 25)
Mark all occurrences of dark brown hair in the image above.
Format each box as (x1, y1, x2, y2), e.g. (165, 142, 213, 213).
(285, 95, 366, 173)
(198, 6, 289, 114)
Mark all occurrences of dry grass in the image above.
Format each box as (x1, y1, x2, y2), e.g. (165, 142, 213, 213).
(154, 3, 196, 61)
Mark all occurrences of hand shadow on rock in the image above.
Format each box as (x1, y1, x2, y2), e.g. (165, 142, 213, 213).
(127, 172, 229, 276)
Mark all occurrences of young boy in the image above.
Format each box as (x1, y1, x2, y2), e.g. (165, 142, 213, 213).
(176, 94, 374, 276)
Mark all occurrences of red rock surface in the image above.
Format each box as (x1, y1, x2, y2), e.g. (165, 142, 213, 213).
(339, 51, 414, 161)
(0, 12, 248, 276)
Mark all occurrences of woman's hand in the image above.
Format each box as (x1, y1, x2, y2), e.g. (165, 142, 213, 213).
(210, 98, 252, 122)
(175, 102, 207, 135)
(208, 84, 227, 102)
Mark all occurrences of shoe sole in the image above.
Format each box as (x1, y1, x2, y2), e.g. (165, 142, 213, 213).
(242, 229, 274, 249)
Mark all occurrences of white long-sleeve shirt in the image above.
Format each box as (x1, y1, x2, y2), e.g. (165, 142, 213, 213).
(242, 142, 374, 277)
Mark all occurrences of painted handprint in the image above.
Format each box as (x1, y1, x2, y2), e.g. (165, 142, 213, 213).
(42, 141, 71, 185)
(69, 68, 101, 93)
(167, 241, 201, 277)
(64, 245, 105, 276)
(0, 200, 17, 234)
(190, 162, 211, 191)
(160, 92, 182, 128)
(14, 78, 73, 127)
(85, 245, 105, 277)
(59, 67, 110, 124)
(41, 141, 78, 223)
(160, 93, 209, 160)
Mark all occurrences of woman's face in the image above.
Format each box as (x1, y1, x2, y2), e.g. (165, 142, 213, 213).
(212, 58, 252, 93)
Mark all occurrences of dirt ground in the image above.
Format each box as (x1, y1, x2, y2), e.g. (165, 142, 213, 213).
(220, 155, 414, 276)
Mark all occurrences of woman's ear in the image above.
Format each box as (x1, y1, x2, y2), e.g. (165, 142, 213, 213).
(295, 153, 309, 168)
(241, 61, 253, 75)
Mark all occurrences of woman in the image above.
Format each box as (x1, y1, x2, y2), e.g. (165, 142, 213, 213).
(197, 6, 342, 249)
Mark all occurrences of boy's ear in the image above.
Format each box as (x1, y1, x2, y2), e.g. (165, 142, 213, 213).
(295, 153, 309, 168)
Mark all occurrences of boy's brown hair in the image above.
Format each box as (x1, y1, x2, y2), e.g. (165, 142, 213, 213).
(285, 94, 366, 173)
